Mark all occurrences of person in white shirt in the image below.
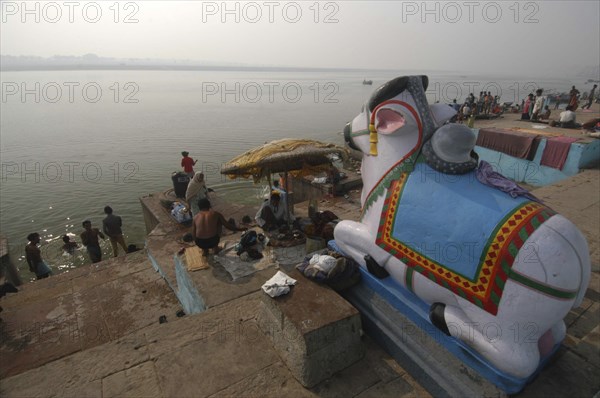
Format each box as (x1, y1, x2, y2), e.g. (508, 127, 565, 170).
(185, 172, 208, 216)
(531, 89, 546, 120)
(558, 106, 577, 128)
(459, 103, 470, 124)
(255, 191, 291, 231)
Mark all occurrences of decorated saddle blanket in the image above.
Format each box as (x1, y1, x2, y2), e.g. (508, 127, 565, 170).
(376, 162, 556, 315)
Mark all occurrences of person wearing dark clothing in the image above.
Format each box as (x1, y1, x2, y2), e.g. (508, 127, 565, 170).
(62, 235, 79, 255)
(569, 86, 580, 110)
(192, 198, 246, 256)
(255, 191, 291, 231)
(521, 94, 534, 120)
(582, 85, 597, 110)
(102, 206, 127, 257)
(81, 220, 105, 263)
(25, 233, 52, 279)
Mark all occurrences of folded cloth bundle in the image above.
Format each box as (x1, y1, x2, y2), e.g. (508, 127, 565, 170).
(309, 254, 337, 273)
(296, 249, 361, 291)
(261, 271, 297, 298)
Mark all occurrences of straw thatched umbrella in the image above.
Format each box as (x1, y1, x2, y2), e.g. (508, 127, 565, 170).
(221, 139, 348, 224)
(221, 139, 347, 182)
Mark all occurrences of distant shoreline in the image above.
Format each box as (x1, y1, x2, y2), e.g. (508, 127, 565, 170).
(1, 64, 395, 73)
(2, 66, 596, 84)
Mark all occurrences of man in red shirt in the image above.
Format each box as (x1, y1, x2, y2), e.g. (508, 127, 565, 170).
(181, 151, 197, 179)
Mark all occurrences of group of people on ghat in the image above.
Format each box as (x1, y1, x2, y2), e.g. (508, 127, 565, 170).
(454, 91, 502, 123)
(181, 151, 292, 257)
(520, 84, 599, 130)
(556, 84, 598, 111)
(25, 206, 132, 280)
(520, 88, 550, 122)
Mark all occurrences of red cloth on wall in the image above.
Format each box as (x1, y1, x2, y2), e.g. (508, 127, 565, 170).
(476, 128, 541, 160)
(540, 136, 579, 170)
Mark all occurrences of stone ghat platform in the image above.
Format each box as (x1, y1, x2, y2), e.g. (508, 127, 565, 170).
(139, 190, 363, 315)
(0, 169, 597, 397)
(140, 190, 375, 387)
(138, 173, 600, 396)
(0, 190, 432, 397)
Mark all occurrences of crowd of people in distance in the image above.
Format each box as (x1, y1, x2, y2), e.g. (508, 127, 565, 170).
(456, 91, 503, 124)
(519, 84, 599, 130)
(521, 88, 548, 121)
(520, 84, 600, 132)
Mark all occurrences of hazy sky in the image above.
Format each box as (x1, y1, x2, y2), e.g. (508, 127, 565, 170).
(1, 0, 599, 77)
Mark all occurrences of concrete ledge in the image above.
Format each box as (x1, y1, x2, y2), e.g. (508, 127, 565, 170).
(257, 270, 365, 387)
(173, 255, 206, 314)
(473, 128, 600, 187)
(343, 279, 507, 397)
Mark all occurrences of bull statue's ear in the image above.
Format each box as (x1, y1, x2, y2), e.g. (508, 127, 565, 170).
(430, 103, 457, 127)
(374, 108, 406, 134)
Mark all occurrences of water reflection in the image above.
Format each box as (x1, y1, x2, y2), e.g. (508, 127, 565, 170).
(14, 227, 121, 281)
(10, 179, 267, 279)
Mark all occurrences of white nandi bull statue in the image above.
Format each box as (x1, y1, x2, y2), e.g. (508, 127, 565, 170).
(334, 75, 590, 379)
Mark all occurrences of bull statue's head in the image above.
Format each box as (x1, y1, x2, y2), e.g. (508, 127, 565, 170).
(344, 75, 478, 206)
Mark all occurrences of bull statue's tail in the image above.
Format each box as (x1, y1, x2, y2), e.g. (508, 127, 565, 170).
(574, 237, 591, 308)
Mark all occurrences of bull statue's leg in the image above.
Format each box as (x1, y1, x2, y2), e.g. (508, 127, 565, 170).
(334, 220, 393, 276)
(548, 321, 566, 350)
(537, 320, 566, 358)
(432, 303, 543, 378)
(427, 214, 590, 378)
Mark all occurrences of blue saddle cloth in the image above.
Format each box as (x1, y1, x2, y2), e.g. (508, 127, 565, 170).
(387, 162, 530, 281)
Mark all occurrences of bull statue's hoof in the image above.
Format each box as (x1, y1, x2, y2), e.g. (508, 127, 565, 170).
(429, 303, 450, 336)
(364, 254, 389, 279)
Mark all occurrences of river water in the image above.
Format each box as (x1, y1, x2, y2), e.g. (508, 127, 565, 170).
(0, 68, 583, 278)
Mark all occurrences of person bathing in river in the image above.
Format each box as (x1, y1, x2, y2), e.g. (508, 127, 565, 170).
(25, 233, 52, 280)
(81, 220, 105, 263)
(192, 198, 246, 256)
(62, 235, 79, 255)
